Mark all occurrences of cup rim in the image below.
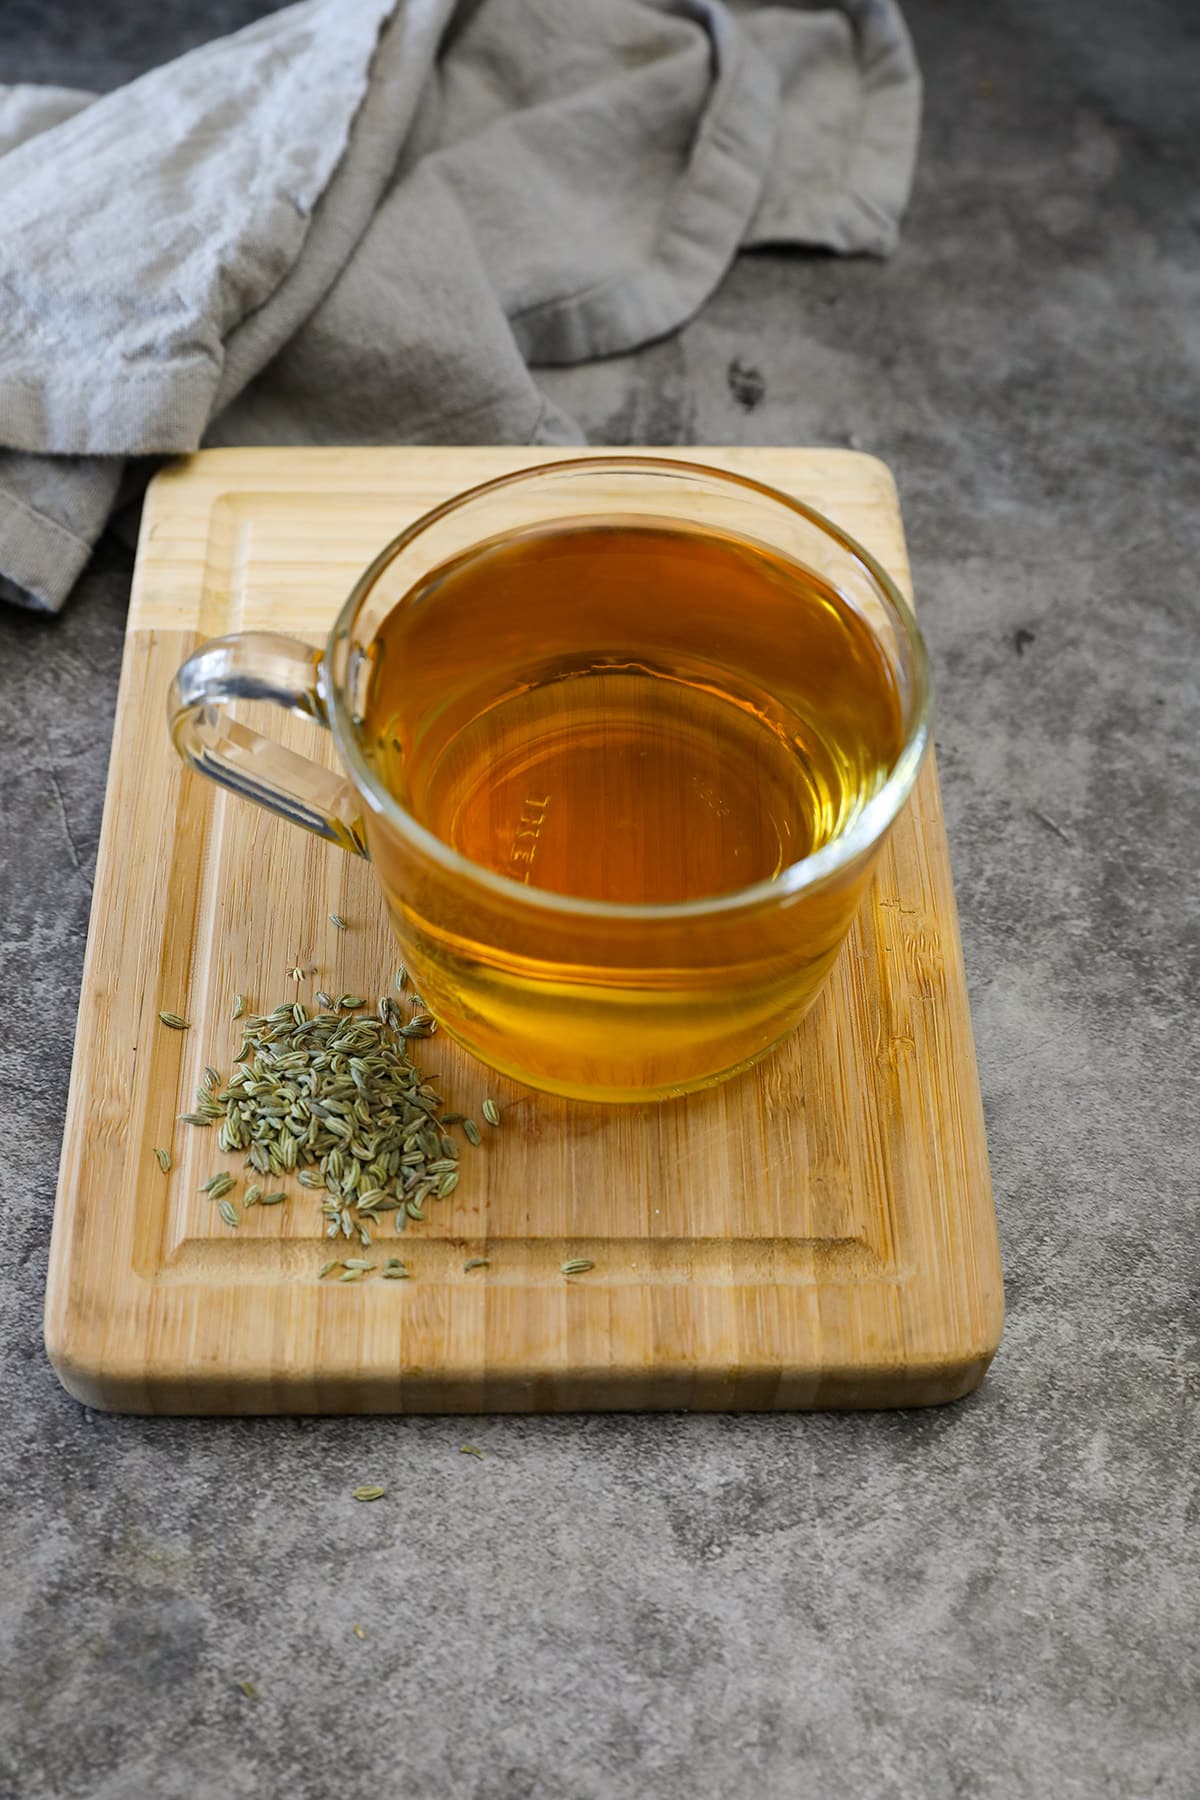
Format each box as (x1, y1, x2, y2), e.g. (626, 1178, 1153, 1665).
(324, 454, 932, 921)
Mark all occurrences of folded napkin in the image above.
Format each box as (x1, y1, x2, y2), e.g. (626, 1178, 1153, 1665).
(0, 0, 919, 612)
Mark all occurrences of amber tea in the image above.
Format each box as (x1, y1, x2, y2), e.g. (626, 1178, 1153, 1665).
(354, 515, 907, 1096)
(363, 521, 903, 906)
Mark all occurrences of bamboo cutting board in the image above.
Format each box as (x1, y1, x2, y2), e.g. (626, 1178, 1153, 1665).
(44, 447, 1002, 1413)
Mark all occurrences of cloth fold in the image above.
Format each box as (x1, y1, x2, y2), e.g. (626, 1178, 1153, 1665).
(0, 0, 920, 612)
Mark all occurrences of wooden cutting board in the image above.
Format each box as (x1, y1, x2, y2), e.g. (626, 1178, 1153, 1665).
(44, 447, 1002, 1413)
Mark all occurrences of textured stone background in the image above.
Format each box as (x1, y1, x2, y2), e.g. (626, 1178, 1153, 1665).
(1, 3, 1197, 1796)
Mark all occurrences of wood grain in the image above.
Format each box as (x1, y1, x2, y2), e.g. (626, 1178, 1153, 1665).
(44, 447, 1003, 1412)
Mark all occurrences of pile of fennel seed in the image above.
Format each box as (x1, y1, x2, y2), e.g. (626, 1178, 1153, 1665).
(180, 994, 472, 1246)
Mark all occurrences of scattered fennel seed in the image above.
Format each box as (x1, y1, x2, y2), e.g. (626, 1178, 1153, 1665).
(158, 1011, 189, 1030)
(463, 1258, 489, 1272)
(315, 990, 334, 1010)
(202, 1173, 235, 1200)
(329, 913, 347, 930)
(338, 994, 365, 1010)
(178, 1112, 212, 1127)
(289, 965, 304, 983)
(318, 1261, 340, 1278)
(339, 1268, 366, 1282)
(232, 993, 246, 1020)
(238, 1681, 258, 1701)
(561, 1259, 595, 1276)
(395, 966, 408, 991)
(460, 1445, 485, 1459)
(218, 1198, 239, 1228)
(352, 1486, 386, 1502)
(153, 1147, 171, 1173)
(482, 1098, 501, 1128)
(462, 1119, 482, 1147)
(260, 1191, 287, 1207)
(352, 1624, 367, 1641)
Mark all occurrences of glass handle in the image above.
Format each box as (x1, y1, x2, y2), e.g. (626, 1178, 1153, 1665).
(168, 631, 369, 856)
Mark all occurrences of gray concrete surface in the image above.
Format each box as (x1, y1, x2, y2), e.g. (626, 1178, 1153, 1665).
(2, 2, 1198, 1796)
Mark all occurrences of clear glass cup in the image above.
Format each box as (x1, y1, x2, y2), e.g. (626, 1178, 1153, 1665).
(169, 457, 930, 1101)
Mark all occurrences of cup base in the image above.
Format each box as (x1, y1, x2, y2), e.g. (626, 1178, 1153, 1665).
(430, 1014, 804, 1104)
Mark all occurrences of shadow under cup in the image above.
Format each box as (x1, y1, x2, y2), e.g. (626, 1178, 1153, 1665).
(171, 458, 930, 1102)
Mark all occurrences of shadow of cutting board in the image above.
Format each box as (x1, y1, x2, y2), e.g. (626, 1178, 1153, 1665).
(44, 447, 1003, 1413)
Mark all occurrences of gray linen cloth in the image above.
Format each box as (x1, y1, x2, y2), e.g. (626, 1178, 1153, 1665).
(0, 0, 919, 612)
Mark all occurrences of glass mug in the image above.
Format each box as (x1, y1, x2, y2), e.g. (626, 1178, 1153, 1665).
(169, 457, 929, 1102)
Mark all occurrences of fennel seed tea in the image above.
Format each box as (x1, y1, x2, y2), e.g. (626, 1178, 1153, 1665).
(359, 517, 905, 1097)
